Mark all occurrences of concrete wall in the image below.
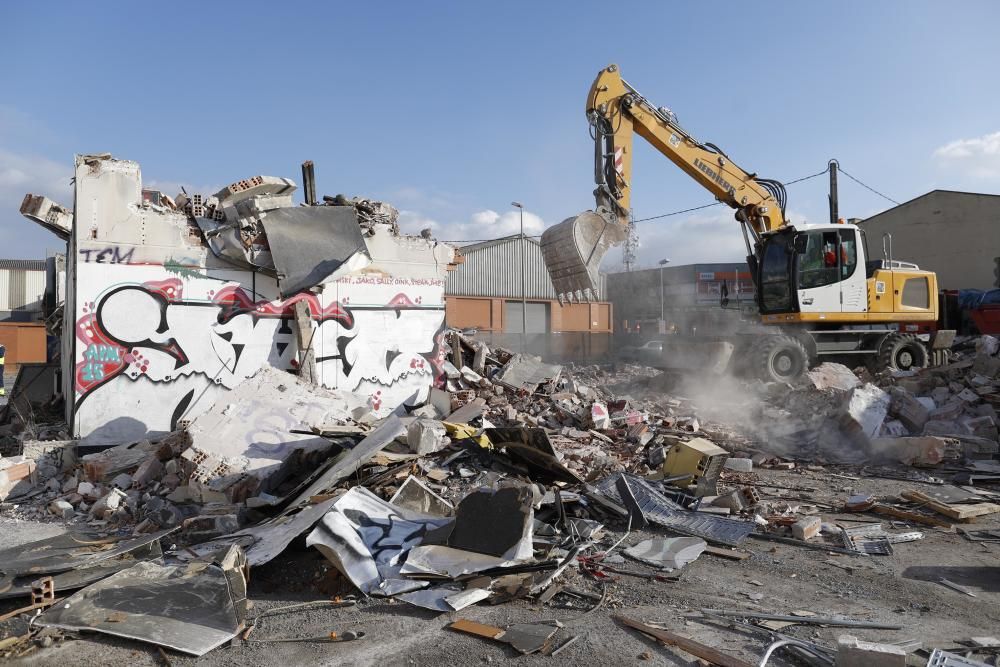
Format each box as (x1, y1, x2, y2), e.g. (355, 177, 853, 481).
(64, 155, 453, 444)
(860, 190, 1000, 290)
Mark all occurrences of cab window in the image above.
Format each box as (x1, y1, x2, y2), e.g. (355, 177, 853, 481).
(797, 228, 858, 288)
(760, 238, 792, 312)
(797, 230, 840, 289)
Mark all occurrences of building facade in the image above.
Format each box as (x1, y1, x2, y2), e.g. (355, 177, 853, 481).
(21, 155, 455, 444)
(860, 190, 1000, 291)
(445, 235, 612, 359)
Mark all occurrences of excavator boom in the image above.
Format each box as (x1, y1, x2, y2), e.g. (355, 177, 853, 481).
(541, 64, 789, 302)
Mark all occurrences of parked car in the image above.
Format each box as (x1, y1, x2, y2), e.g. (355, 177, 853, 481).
(617, 339, 665, 364)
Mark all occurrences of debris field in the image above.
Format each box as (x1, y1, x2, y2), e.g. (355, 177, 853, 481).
(2, 330, 1000, 666)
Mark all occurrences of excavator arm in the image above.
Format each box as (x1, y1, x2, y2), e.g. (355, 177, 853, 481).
(542, 64, 789, 302)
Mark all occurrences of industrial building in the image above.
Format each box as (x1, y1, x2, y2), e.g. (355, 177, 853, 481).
(605, 262, 755, 337)
(0, 259, 46, 322)
(860, 190, 1000, 291)
(0, 259, 53, 382)
(445, 235, 612, 359)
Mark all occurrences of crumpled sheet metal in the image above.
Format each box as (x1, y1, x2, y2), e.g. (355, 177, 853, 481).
(306, 486, 451, 595)
(38, 545, 249, 657)
(0, 539, 163, 601)
(396, 585, 491, 612)
(0, 528, 177, 593)
(597, 473, 755, 546)
(259, 206, 371, 298)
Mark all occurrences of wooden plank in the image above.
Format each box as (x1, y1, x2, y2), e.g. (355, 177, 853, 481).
(872, 503, 954, 528)
(703, 546, 751, 561)
(615, 615, 754, 667)
(448, 619, 505, 640)
(293, 301, 316, 385)
(902, 490, 1000, 521)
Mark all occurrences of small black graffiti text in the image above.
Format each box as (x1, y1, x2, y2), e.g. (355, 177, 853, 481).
(80, 247, 136, 264)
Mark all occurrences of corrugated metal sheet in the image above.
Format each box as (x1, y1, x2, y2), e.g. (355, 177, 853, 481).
(447, 236, 606, 299)
(0, 259, 46, 271)
(0, 269, 46, 312)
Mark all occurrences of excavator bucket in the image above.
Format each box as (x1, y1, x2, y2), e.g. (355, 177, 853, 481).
(540, 211, 628, 302)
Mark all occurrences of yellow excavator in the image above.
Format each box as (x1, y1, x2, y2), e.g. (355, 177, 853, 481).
(541, 64, 950, 381)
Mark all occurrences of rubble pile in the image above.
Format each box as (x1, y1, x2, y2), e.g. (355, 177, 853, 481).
(1, 333, 999, 663)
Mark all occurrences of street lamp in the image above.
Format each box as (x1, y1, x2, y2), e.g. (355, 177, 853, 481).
(658, 258, 671, 327)
(512, 202, 527, 348)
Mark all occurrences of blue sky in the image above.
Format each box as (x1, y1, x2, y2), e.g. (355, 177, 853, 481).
(2, 1, 999, 269)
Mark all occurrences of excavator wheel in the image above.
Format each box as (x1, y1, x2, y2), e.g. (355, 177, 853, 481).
(877, 333, 929, 372)
(751, 335, 809, 383)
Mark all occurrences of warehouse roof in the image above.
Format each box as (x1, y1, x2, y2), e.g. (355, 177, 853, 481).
(0, 259, 46, 271)
(457, 234, 541, 253)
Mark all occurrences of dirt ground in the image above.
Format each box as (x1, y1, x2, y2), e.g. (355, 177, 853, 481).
(3, 465, 998, 667)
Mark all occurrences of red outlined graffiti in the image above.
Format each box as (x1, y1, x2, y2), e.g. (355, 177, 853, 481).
(212, 285, 353, 327)
(75, 314, 128, 393)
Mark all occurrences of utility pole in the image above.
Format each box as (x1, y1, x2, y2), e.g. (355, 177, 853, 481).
(828, 159, 839, 225)
(512, 202, 526, 351)
(658, 258, 670, 332)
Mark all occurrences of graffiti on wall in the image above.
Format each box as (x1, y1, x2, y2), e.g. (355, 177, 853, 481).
(79, 246, 136, 264)
(74, 273, 447, 440)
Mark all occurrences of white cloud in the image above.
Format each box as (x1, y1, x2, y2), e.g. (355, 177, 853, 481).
(933, 130, 1000, 179)
(0, 148, 73, 258)
(396, 205, 546, 242)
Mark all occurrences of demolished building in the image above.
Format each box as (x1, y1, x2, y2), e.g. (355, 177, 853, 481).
(20, 155, 455, 445)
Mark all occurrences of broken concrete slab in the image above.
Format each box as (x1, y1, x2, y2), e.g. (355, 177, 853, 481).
(624, 537, 706, 570)
(806, 362, 860, 391)
(0, 455, 37, 500)
(837, 634, 906, 667)
(38, 545, 248, 657)
(791, 516, 822, 541)
(184, 366, 370, 502)
(871, 436, 951, 466)
(890, 388, 930, 432)
(406, 419, 447, 455)
(841, 383, 890, 442)
(495, 354, 562, 392)
(182, 414, 405, 567)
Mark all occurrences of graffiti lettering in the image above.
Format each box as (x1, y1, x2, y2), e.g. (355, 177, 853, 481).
(73, 268, 448, 446)
(79, 246, 136, 264)
(83, 344, 121, 362)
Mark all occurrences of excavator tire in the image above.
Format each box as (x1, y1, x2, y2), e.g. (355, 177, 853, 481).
(751, 335, 809, 383)
(877, 333, 929, 372)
